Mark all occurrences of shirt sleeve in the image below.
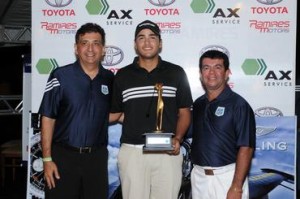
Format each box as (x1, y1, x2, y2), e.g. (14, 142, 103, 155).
(38, 70, 62, 119)
(234, 101, 256, 148)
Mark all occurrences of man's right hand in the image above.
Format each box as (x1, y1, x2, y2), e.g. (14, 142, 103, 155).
(43, 161, 60, 189)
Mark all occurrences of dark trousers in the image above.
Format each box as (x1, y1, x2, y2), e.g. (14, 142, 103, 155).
(45, 144, 108, 199)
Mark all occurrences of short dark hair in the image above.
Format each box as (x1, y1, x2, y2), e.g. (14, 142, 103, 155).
(75, 23, 106, 45)
(199, 50, 229, 70)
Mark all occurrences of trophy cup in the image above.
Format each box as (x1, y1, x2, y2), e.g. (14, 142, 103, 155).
(143, 83, 174, 152)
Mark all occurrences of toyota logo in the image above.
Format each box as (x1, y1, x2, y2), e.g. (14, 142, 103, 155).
(102, 46, 124, 66)
(148, 0, 176, 7)
(254, 107, 283, 117)
(256, 0, 283, 5)
(45, 0, 73, 7)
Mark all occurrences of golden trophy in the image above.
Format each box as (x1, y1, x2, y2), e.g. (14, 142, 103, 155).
(143, 83, 174, 152)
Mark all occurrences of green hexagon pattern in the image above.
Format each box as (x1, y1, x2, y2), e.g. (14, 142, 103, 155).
(36, 59, 58, 74)
(241, 59, 267, 76)
(86, 0, 109, 15)
(190, 0, 215, 13)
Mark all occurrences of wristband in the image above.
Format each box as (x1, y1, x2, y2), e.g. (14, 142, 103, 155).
(232, 187, 243, 193)
(174, 137, 182, 143)
(42, 157, 53, 162)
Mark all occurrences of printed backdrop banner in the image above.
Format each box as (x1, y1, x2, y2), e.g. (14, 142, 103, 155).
(249, 116, 296, 199)
(27, 0, 297, 198)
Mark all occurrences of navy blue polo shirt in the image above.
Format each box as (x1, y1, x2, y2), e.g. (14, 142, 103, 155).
(38, 61, 114, 147)
(111, 56, 193, 144)
(191, 86, 256, 167)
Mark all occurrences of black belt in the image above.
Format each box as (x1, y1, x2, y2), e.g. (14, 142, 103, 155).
(55, 143, 99, 154)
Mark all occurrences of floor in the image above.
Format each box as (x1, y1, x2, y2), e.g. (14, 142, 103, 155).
(0, 162, 27, 199)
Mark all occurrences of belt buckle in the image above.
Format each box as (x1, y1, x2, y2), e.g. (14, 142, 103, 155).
(79, 147, 92, 154)
(204, 169, 214, 176)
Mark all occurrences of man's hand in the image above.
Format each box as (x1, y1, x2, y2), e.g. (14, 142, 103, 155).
(169, 137, 181, 155)
(227, 186, 243, 199)
(43, 161, 60, 189)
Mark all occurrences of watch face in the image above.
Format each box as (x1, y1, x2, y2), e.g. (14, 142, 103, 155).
(29, 133, 45, 198)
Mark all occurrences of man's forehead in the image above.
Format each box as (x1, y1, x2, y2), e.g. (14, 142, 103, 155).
(78, 36, 102, 43)
(203, 58, 224, 63)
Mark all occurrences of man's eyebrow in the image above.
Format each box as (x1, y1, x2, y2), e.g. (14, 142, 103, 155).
(79, 39, 102, 42)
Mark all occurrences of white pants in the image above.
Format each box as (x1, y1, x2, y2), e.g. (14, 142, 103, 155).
(191, 164, 249, 199)
(117, 144, 183, 199)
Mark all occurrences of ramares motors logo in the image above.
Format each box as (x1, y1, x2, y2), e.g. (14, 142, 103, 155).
(249, 1, 289, 33)
(249, 19, 289, 33)
(40, 22, 77, 34)
(145, 0, 181, 34)
(156, 21, 181, 34)
(42, 0, 77, 34)
(241, 59, 292, 87)
(36, 59, 59, 74)
(190, 0, 240, 25)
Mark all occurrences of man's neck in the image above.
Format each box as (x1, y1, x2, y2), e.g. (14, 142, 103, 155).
(81, 64, 99, 79)
(206, 86, 226, 101)
(138, 56, 159, 72)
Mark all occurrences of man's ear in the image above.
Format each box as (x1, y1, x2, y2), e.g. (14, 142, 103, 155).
(74, 43, 78, 56)
(102, 46, 106, 57)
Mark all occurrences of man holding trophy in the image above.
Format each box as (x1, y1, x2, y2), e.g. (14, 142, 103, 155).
(110, 20, 193, 199)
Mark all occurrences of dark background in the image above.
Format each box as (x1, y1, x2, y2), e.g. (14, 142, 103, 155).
(0, 46, 30, 144)
(0, 46, 30, 198)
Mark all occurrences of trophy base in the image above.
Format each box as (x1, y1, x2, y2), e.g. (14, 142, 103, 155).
(143, 132, 174, 152)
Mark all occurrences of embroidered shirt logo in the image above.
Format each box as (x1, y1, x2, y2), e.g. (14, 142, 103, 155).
(215, 106, 225, 117)
(101, 85, 109, 95)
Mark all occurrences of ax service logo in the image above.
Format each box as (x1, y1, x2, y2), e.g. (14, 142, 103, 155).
(190, 0, 241, 25)
(241, 59, 292, 87)
(85, 0, 133, 26)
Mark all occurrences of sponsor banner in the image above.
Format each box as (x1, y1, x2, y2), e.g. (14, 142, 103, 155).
(250, 116, 296, 199)
(28, 0, 297, 198)
(31, 0, 297, 115)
